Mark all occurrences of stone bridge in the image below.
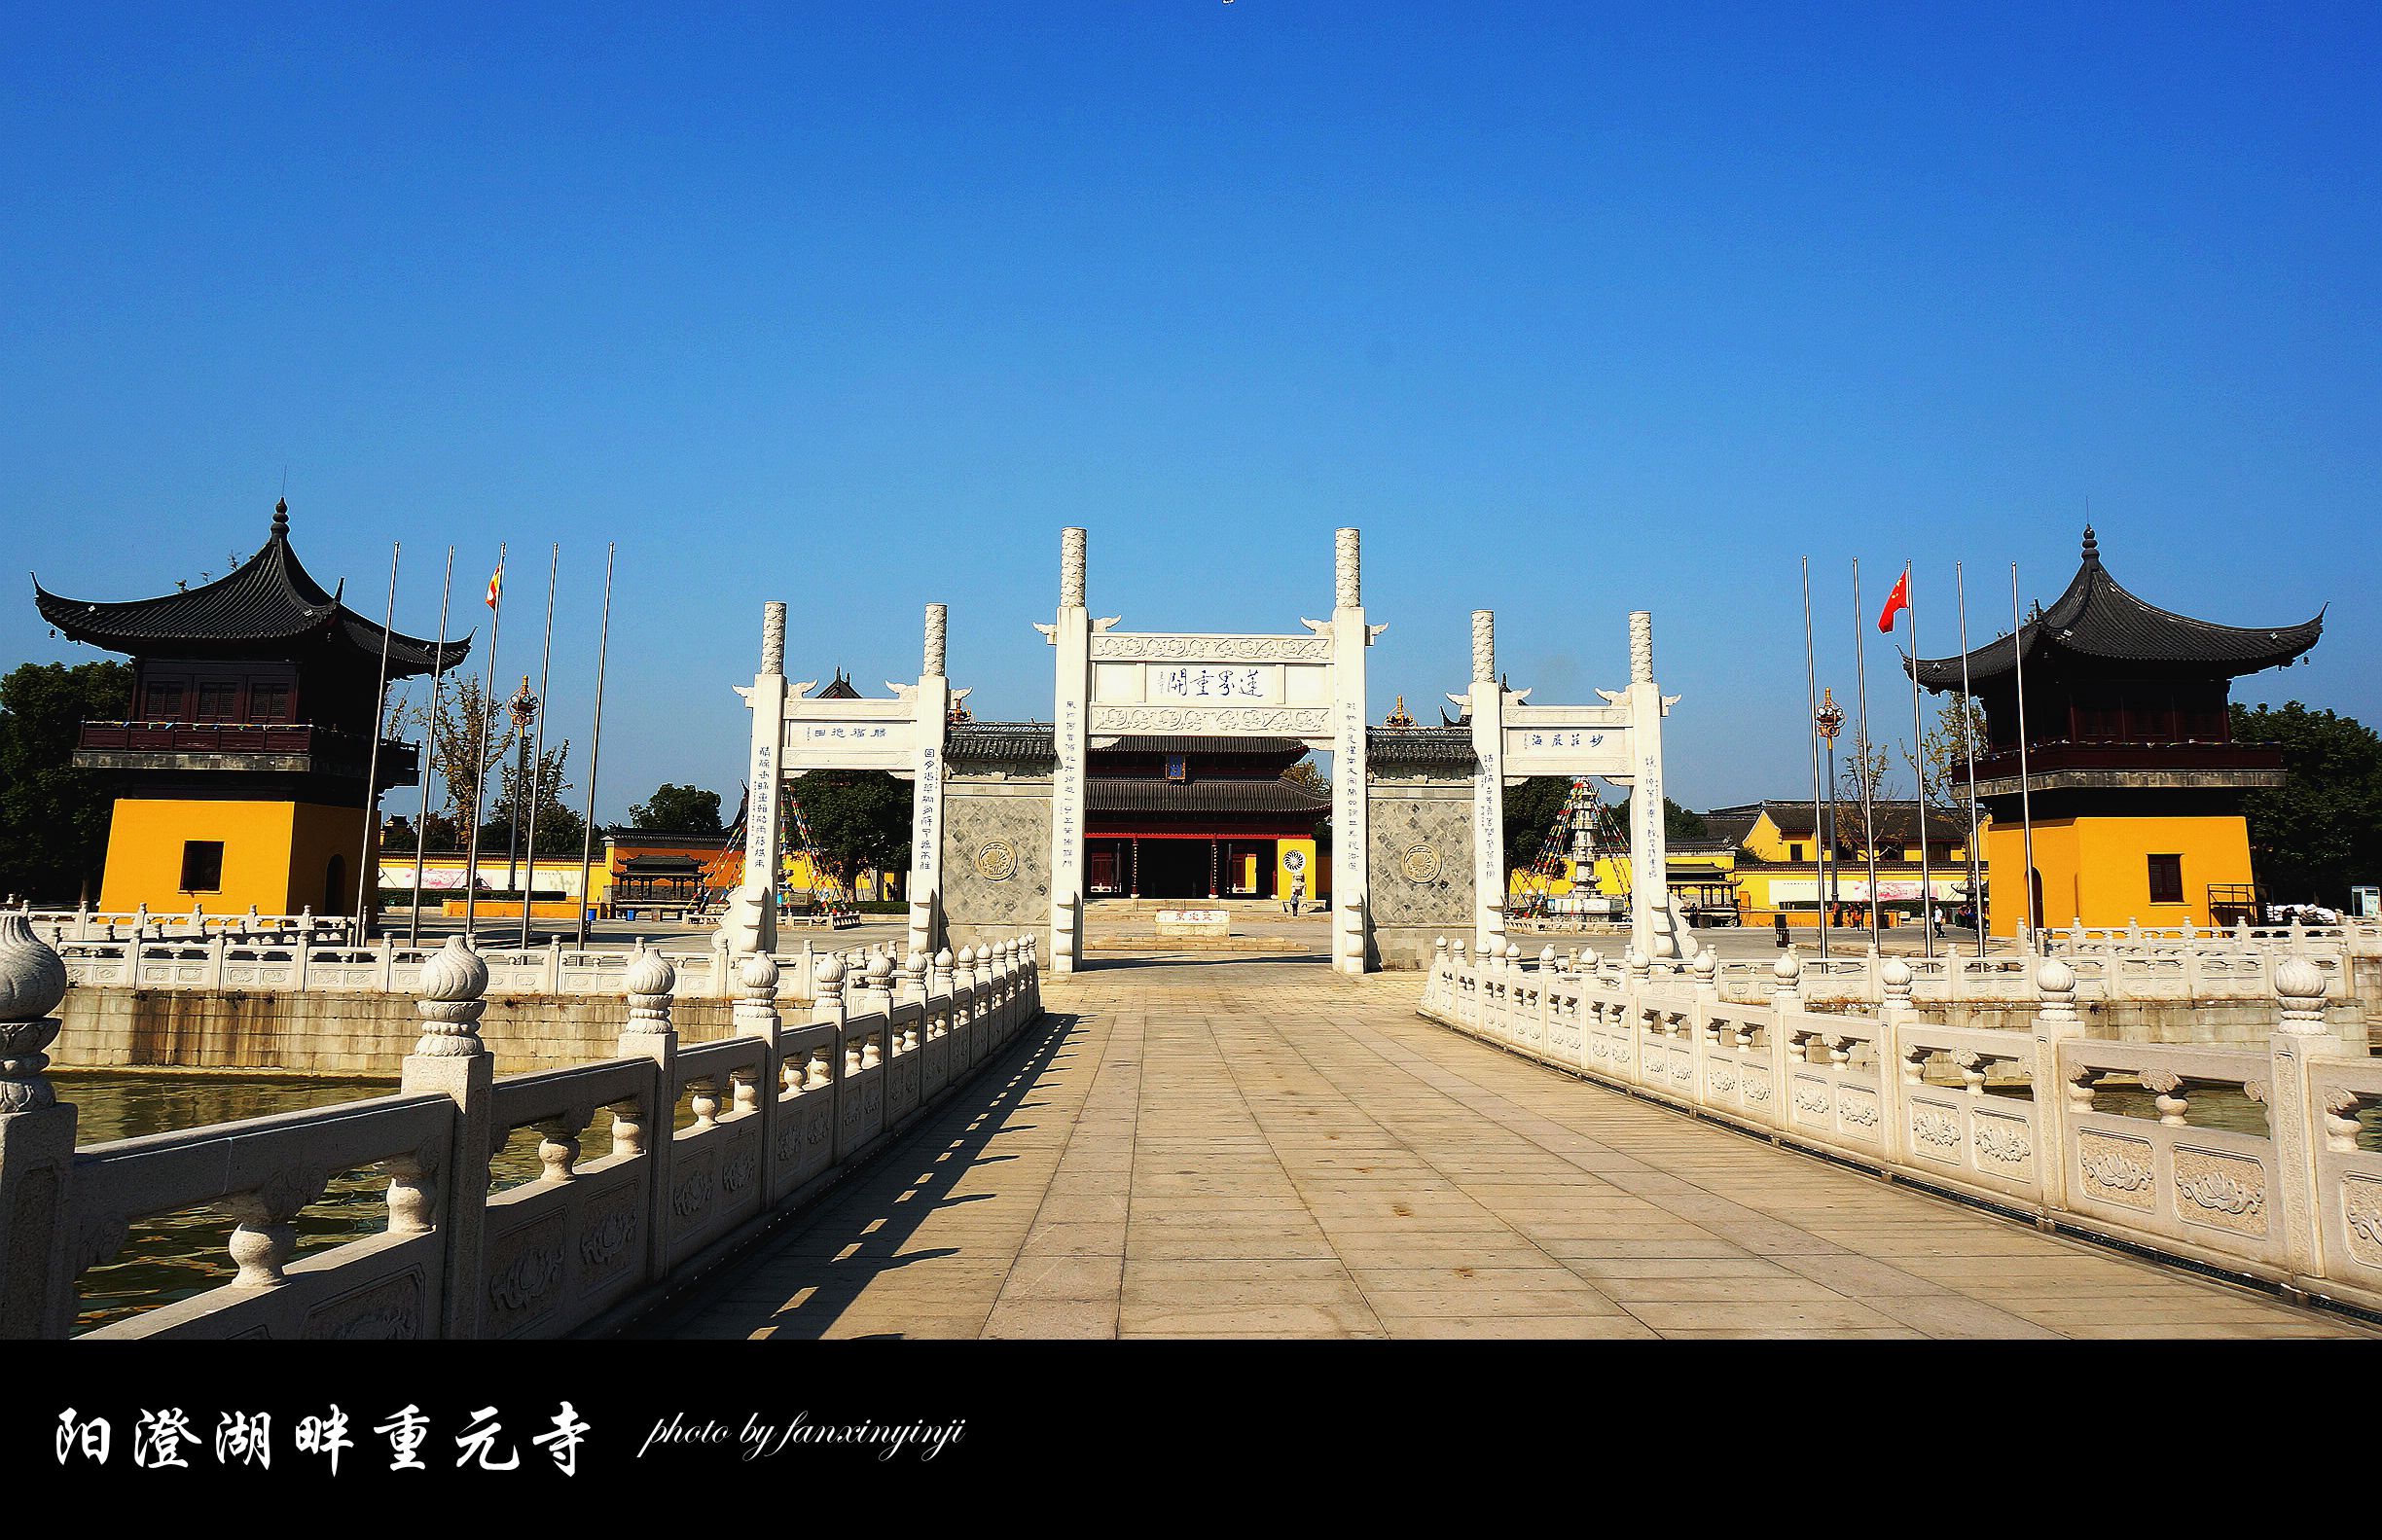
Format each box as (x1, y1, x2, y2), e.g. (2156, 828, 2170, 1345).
(3, 912, 2374, 1340)
(641, 953, 2373, 1341)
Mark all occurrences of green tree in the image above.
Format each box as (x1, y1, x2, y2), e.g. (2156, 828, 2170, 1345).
(477, 741, 587, 864)
(394, 675, 519, 831)
(788, 770, 912, 900)
(1611, 790, 1710, 843)
(0, 660, 131, 902)
(629, 783, 723, 833)
(2232, 701, 2382, 906)
(1502, 777, 1576, 876)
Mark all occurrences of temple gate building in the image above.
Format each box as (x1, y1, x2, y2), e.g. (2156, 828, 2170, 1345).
(33, 500, 463, 916)
(1909, 527, 2322, 934)
(1081, 735, 1327, 900)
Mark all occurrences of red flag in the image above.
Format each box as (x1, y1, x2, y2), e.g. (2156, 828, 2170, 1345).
(1877, 566, 1911, 632)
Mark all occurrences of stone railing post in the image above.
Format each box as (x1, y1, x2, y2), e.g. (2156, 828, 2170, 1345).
(2029, 956, 2083, 1219)
(900, 950, 928, 1009)
(812, 957, 848, 1160)
(2267, 955, 2351, 1285)
(616, 943, 679, 1294)
(400, 935, 492, 1339)
(544, 937, 563, 995)
(734, 950, 782, 1197)
(0, 916, 75, 1338)
(204, 930, 228, 990)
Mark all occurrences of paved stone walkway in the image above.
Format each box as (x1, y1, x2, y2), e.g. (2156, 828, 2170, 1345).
(653, 958, 2371, 1339)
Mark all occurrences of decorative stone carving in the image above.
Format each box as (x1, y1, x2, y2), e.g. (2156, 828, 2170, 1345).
(0, 913, 67, 1113)
(2275, 954, 2329, 1035)
(1912, 1106, 1962, 1153)
(411, 935, 489, 1058)
(1400, 843, 1442, 883)
(1061, 526, 1086, 608)
(923, 602, 947, 678)
(1972, 1114, 2032, 1166)
(2342, 1175, 2382, 1266)
(2076, 1131, 2155, 1207)
(624, 943, 676, 1036)
(1335, 527, 1360, 609)
(1470, 610, 1494, 684)
(1090, 633, 1329, 663)
(762, 600, 786, 676)
(1088, 705, 1331, 734)
(1630, 611, 1653, 685)
(974, 840, 1021, 883)
(2172, 1147, 2268, 1235)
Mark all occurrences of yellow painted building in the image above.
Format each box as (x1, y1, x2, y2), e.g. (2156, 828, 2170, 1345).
(1910, 528, 2318, 936)
(38, 500, 466, 919)
(1511, 799, 1973, 927)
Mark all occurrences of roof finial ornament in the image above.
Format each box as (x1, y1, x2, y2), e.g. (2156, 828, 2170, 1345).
(2080, 524, 2098, 565)
(272, 497, 289, 539)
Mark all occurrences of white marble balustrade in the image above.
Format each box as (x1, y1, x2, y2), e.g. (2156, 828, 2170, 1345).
(1419, 939, 2382, 1315)
(0, 920, 1044, 1341)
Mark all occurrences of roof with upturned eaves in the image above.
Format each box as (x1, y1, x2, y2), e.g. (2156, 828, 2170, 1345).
(1909, 527, 2321, 691)
(32, 500, 469, 679)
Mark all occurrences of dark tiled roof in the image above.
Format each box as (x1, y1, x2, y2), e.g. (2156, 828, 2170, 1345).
(1910, 527, 2322, 690)
(1748, 799, 1965, 844)
(946, 722, 1055, 764)
(1367, 725, 1476, 768)
(1088, 777, 1331, 814)
(811, 670, 861, 698)
(33, 502, 468, 679)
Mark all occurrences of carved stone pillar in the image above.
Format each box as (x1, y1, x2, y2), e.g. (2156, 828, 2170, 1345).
(0, 914, 75, 1339)
(401, 934, 493, 1338)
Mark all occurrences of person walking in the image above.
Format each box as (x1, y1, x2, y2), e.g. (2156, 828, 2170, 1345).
(1284, 871, 1305, 916)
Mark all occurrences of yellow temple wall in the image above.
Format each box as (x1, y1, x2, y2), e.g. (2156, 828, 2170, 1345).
(1985, 813, 2254, 935)
(99, 798, 367, 916)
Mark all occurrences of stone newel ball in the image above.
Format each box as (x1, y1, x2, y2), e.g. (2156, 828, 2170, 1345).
(1773, 950, 1802, 981)
(1879, 958, 1912, 988)
(0, 914, 68, 1021)
(2035, 956, 2076, 994)
(625, 944, 677, 998)
(816, 956, 846, 985)
(934, 949, 955, 971)
(739, 951, 779, 992)
(2274, 954, 2328, 1000)
(417, 934, 488, 1002)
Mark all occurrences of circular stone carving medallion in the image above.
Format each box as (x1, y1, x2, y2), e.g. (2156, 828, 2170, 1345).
(975, 840, 1020, 882)
(1400, 843, 1442, 883)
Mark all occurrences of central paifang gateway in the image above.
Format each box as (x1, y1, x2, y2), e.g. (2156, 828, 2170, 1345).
(1081, 735, 1328, 901)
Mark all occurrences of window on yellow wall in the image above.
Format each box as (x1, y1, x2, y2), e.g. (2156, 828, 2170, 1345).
(2147, 854, 2184, 905)
(181, 841, 224, 892)
(1788, 843, 1803, 863)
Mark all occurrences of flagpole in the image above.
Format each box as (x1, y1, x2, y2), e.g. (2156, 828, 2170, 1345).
(1957, 562, 1984, 959)
(576, 543, 615, 949)
(2012, 562, 2039, 948)
(464, 542, 505, 941)
(1903, 564, 1932, 960)
(520, 544, 559, 949)
(1802, 556, 1827, 959)
(408, 548, 454, 947)
(1853, 559, 1879, 940)
(352, 543, 400, 944)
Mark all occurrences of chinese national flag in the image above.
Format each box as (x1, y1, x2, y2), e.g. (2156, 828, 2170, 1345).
(485, 563, 503, 610)
(1877, 566, 1911, 632)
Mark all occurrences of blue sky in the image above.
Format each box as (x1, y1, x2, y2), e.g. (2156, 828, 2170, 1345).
(4, 4, 2373, 820)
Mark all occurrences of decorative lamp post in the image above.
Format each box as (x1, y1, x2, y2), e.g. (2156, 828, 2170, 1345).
(1815, 687, 1844, 949)
(504, 675, 540, 900)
